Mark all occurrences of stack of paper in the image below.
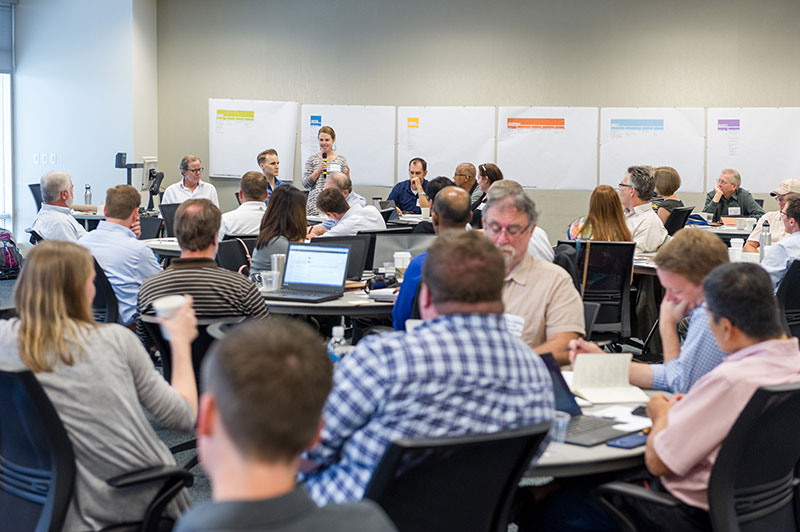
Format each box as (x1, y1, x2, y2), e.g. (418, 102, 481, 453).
(571, 353, 649, 404)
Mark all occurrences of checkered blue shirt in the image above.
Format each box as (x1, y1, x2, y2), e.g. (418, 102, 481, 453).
(302, 313, 555, 505)
(650, 305, 726, 394)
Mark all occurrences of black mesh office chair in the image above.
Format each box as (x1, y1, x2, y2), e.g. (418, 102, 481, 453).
(776, 260, 800, 338)
(583, 301, 601, 341)
(364, 423, 551, 532)
(221, 235, 256, 256)
(215, 238, 252, 274)
(29, 183, 43, 212)
(138, 216, 163, 240)
(0, 369, 194, 532)
(595, 382, 800, 532)
(91, 258, 120, 324)
(755, 198, 765, 207)
(25, 228, 45, 245)
(663, 206, 694, 236)
(159, 203, 180, 238)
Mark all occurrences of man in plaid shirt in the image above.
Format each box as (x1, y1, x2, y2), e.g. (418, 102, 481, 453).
(302, 231, 555, 505)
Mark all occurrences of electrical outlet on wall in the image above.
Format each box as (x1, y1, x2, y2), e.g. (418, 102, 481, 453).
(33, 153, 39, 164)
(49, 153, 56, 164)
(40, 152, 48, 165)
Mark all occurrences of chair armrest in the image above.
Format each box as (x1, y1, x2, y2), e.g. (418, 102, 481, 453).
(107, 466, 193, 489)
(593, 481, 680, 507)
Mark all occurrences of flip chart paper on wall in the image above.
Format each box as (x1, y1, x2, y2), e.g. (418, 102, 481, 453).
(599, 108, 705, 193)
(208, 99, 298, 180)
(300, 105, 396, 187)
(497, 107, 598, 190)
(396, 106, 495, 181)
(707, 108, 800, 194)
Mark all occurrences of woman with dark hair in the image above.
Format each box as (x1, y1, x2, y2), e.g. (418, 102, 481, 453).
(302, 125, 350, 216)
(251, 184, 308, 271)
(472, 162, 504, 229)
(0, 240, 198, 530)
(568, 184, 633, 241)
(654, 166, 684, 224)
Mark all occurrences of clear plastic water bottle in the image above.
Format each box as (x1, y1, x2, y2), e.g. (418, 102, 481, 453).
(327, 326, 348, 363)
(84, 184, 92, 205)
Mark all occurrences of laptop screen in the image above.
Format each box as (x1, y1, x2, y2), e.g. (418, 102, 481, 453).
(284, 244, 350, 288)
(539, 353, 582, 417)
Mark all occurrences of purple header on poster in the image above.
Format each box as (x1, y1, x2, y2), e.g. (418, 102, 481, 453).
(717, 119, 740, 131)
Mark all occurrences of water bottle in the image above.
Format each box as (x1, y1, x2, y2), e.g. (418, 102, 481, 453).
(759, 220, 771, 262)
(327, 326, 348, 363)
(84, 184, 92, 205)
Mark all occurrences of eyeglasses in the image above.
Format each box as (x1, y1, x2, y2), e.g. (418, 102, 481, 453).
(186, 167, 204, 174)
(780, 210, 789, 217)
(618, 182, 633, 189)
(485, 221, 531, 237)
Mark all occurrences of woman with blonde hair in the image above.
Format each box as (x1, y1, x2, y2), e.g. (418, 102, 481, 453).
(0, 241, 198, 530)
(568, 184, 633, 241)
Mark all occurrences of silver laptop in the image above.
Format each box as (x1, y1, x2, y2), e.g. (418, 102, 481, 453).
(261, 243, 350, 303)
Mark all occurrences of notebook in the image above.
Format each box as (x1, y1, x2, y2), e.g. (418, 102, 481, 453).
(261, 243, 350, 303)
(539, 353, 634, 447)
(571, 353, 650, 404)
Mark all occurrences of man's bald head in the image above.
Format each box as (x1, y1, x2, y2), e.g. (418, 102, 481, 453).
(453, 163, 477, 190)
(434, 186, 471, 231)
(323, 172, 351, 194)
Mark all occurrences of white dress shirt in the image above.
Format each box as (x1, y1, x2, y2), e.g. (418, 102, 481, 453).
(761, 230, 800, 291)
(161, 179, 219, 207)
(322, 191, 369, 230)
(219, 201, 267, 240)
(528, 225, 554, 262)
(319, 204, 386, 237)
(626, 202, 668, 253)
(30, 204, 87, 242)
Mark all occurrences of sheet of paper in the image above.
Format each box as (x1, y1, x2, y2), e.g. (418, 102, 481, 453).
(573, 353, 633, 389)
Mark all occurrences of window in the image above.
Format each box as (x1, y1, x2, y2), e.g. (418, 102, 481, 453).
(0, 4, 13, 231)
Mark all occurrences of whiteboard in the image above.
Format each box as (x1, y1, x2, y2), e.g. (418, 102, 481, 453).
(497, 107, 598, 190)
(599, 108, 705, 193)
(707, 108, 800, 194)
(208, 99, 299, 180)
(300, 105, 396, 187)
(396, 106, 495, 182)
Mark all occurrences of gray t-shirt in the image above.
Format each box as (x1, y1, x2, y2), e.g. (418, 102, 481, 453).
(0, 319, 195, 530)
(251, 235, 290, 272)
(174, 487, 397, 532)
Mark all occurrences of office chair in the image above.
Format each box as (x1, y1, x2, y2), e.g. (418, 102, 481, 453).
(776, 260, 800, 338)
(755, 198, 765, 207)
(25, 228, 45, 245)
(91, 258, 120, 324)
(29, 183, 43, 212)
(663, 206, 694, 236)
(0, 369, 193, 532)
(215, 238, 252, 275)
(139, 315, 247, 469)
(583, 301, 601, 341)
(364, 423, 551, 532)
(221, 235, 256, 256)
(594, 382, 800, 532)
(159, 203, 180, 238)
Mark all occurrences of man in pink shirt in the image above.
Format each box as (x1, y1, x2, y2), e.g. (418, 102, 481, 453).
(620, 262, 800, 530)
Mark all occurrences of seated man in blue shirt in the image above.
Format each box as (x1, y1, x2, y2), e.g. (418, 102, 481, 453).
(386, 157, 429, 214)
(79, 185, 162, 325)
(302, 230, 554, 505)
(30, 170, 88, 242)
(174, 318, 396, 532)
(393, 186, 471, 330)
(570, 228, 730, 394)
(761, 193, 800, 290)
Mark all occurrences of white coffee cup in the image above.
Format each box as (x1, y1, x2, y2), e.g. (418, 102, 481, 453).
(736, 218, 747, 230)
(152, 295, 186, 319)
(729, 248, 743, 262)
(729, 238, 744, 249)
(421, 207, 430, 219)
(394, 251, 412, 277)
(745, 218, 757, 232)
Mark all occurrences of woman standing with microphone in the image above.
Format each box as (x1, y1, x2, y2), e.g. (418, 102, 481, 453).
(303, 125, 349, 216)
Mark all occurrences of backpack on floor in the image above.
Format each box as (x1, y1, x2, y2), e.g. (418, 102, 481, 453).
(1, 229, 23, 279)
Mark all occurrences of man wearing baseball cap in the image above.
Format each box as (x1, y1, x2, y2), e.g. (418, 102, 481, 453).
(743, 178, 800, 253)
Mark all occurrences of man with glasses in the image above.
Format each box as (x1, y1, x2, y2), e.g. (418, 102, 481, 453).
(744, 178, 800, 253)
(618, 165, 668, 253)
(453, 162, 482, 208)
(162, 155, 220, 207)
(760, 193, 800, 290)
(702, 168, 765, 220)
(483, 180, 584, 362)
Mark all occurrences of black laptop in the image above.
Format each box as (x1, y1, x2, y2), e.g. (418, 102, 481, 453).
(261, 243, 350, 303)
(539, 353, 635, 447)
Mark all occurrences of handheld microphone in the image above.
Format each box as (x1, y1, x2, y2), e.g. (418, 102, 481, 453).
(322, 152, 327, 178)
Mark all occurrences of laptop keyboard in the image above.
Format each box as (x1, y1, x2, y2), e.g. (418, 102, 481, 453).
(267, 289, 331, 299)
(565, 415, 627, 447)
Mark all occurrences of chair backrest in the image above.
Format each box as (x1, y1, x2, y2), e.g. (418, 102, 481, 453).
(0, 369, 76, 532)
(556, 240, 636, 339)
(159, 203, 180, 238)
(663, 206, 694, 236)
(755, 198, 765, 207)
(215, 239, 251, 274)
(221, 235, 256, 256)
(583, 301, 601, 341)
(708, 382, 800, 532)
(138, 215, 163, 240)
(364, 423, 550, 532)
(91, 258, 120, 324)
(775, 260, 800, 338)
(309, 234, 370, 280)
(140, 315, 247, 392)
(26, 228, 45, 245)
(553, 243, 581, 291)
(29, 184, 43, 212)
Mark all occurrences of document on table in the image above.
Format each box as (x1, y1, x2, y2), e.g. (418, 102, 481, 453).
(571, 353, 649, 404)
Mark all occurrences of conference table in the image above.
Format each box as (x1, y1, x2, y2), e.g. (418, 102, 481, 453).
(144, 237, 180, 258)
(690, 223, 751, 245)
(261, 289, 394, 317)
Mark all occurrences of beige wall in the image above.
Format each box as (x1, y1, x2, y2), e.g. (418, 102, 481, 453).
(156, 0, 799, 241)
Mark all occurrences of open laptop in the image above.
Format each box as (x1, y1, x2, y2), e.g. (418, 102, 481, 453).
(261, 243, 350, 303)
(539, 353, 634, 447)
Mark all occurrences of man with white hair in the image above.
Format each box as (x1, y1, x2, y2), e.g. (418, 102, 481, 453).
(618, 165, 668, 253)
(30, 170, 88, 242)
(702, 168, 765, 219)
